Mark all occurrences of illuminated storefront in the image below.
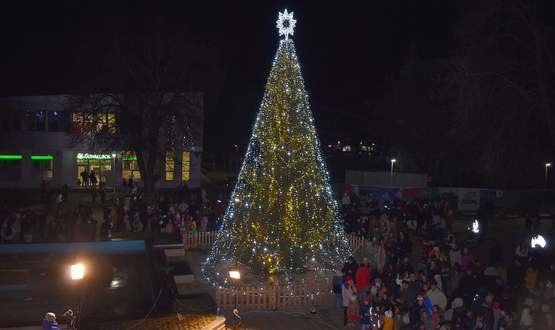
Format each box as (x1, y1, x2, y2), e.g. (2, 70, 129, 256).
(0, 94, 202, 189)
(76, 153, 114, 186)
(122, 152, 141, 180)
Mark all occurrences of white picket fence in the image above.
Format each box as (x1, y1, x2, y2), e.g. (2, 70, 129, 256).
(215, 284, 332, 310)
(183, 231, 217, 250)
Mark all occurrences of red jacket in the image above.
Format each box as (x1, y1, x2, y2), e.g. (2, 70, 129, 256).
(355, 267, 371, 290)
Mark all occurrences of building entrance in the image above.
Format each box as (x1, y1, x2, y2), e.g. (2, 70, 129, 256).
(76, 156, 113, 187)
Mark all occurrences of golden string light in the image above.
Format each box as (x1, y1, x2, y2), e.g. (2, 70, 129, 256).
(203, 12, 350, 286)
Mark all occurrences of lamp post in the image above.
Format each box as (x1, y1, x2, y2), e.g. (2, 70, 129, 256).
(545, 162, 551, 189)
(69, 263, 85, 329)
(111, 153, 117, 193)
(228, 270, 241, 327)
(390, 158, 397, 185)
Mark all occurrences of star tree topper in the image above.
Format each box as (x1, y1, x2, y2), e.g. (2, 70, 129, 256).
(276, 9, 296, 40)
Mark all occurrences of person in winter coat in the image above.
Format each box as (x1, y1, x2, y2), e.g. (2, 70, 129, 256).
(449, 244, 462, 268)
(426, 281, 447, 311)
(383, 309, 394, 330)
(360, 297, 372, 330)
(346, 293, 359, 327)
(332, 270, 343, 307)
(342, 279, 357, 326)
(42, 313, 60, 330)
(410, 294, 431, 328)
(356, 263, 371, 300)
(520, 307, 533, 328)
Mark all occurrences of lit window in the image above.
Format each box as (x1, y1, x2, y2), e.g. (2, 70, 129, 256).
(122, 151, 141, 180)
(182, 152, 190, 182)
(165, 151, 174, 181)
(72, 113, 116, 134)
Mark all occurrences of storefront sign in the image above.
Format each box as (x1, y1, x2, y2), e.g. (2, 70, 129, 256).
(0, 154, 22, 160)
(31, 155, 54, 160)
(76, 153, 112, 160)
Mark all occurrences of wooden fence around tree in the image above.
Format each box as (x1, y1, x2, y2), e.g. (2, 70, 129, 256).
(215, 284, 332, 310)
(183, 231, 216, 250)
(183, 231, 370, 253)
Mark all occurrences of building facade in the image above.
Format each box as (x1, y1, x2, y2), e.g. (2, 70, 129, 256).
(0, 94, 203, 189)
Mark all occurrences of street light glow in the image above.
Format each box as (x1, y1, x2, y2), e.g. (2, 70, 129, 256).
(531, 235, 547, 248)
(391, 158, 397, 163)
(546, 163, 552, 167)
(229, 270, 241, 280)
(471, 219, 480, 233)
(70, 263, 85, 280)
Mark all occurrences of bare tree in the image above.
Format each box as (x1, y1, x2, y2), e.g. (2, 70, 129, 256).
(439, 0, 555, 187)
(68, 18, 205, 196)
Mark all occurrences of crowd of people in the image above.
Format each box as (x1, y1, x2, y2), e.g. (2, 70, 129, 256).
(0, 181, 226, 243)
(333, 192, 554, 329)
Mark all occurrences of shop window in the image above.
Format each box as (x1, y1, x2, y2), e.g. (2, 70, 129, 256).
(122, 152, 141, 180)
(165, 151, 174, 181)
(0, 158, 22, 180)
(76, 157, 112, 186)
(72, 112, 116, 134)
(32, 157, 53, 180)
(181, 152, 190, 182)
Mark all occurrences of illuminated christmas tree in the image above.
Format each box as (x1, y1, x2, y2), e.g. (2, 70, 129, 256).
(204, 10, 350, 285)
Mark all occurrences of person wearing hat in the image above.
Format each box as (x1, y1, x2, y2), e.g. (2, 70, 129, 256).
(42, 312, 60, 330)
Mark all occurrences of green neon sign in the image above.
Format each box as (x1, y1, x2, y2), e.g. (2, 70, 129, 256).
(76, 152, 112, 160)
(121, 156, 137, 161)
(0, 155, 22, 160)
(31, 155, 54, 160)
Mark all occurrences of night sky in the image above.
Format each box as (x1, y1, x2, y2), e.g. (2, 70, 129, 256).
(0, 1, 455, 152)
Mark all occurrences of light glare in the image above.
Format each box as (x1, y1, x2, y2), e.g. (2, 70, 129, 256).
(531, 235, 547, 248)
(229, 270, 241, 279)
(70, 263, 85, 280)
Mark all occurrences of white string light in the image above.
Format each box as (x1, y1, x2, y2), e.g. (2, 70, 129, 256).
(276, 9, 296, 40)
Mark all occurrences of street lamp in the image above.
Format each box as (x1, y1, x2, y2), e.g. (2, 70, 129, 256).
(228, 269, 241, 325)
(69, 262, 86, 328)
(545, 162, 552, 189)
(390, 158, 397, 184)
(70, 263, 85, 280)
(111, 153, 117, 193)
